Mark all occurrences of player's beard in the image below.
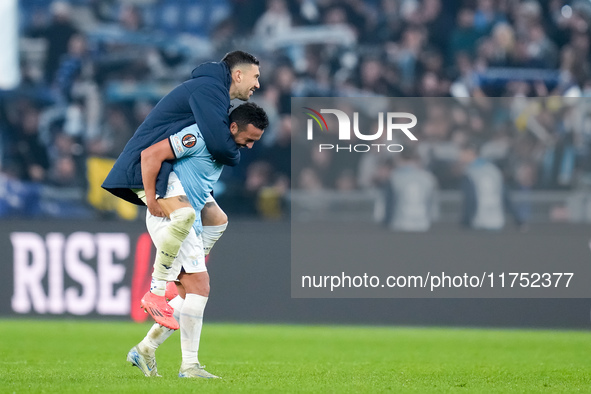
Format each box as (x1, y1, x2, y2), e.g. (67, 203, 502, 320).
(240, 88, 254, 101)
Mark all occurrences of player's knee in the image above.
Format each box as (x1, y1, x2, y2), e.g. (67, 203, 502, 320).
(216, 210, 228, 226)
(202, 204, 228, 226)
(205, 211, 227, 226)
(200, 283, 210, 297)
(181, 272, 210, 296)
(184, 285, 210, 298)
(171, 206, 196, 224)
(169, 207, 196, 238)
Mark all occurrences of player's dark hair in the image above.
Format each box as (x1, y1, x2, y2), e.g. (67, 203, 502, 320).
(230, 102, 269, 131)
(221, 51, 259, 70)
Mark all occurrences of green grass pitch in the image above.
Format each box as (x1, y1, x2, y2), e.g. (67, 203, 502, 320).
(2, 319, 591, 393)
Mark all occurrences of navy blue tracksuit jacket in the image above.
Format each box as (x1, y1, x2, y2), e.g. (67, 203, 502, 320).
(101, 61, 240, 205)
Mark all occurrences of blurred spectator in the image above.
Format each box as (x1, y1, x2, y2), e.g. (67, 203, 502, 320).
(119, 4, 144, 32)
(511, 0, 543, 39)
(555, 45, 587, 95)
(243, 161, 275, 215)
(487, 22, 517, 67)
(449, 8, 483, 61)
(381, 147, 438, 232)
(54, 34, 91, 101)
(374, 0, 404, 44)
(458, 141, 524, 230)
(6, 105, 49, 182)
(273, 64, 296, 115)
(390, 24, 427, 93)
(87, 106, 134, 158)
(512, 160, 537, 222)
(540, 129, 576, 189)
(526, 23, 558, 68)
(474, 0, 507, 33)
(357, 128, 395, 190)
(298, 167, 325, 191)
(263, 114, 291, 182)
(254, 0, 292, 39)
(357, 57, 393, 96)
(211, 18, 238, 55)
(222, 160, 286, 218)
(26, 1, 80, 84)
(47, 131, 86, 188)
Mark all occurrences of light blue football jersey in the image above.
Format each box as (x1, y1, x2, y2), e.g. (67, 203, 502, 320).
(169, 124, 224, 234)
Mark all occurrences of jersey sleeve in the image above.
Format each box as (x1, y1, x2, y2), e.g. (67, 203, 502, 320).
(169, 127, 202, 159)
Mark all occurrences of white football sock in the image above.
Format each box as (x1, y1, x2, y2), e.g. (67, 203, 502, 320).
(150, 278, 166, 296)
(180, 293, 208, 366)
(152, 207, 195, 281)
(201, 223, 227, 256)
(138, 295, 185, 355)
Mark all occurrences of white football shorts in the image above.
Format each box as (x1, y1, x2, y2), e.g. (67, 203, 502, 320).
(135, 172, 207, 280)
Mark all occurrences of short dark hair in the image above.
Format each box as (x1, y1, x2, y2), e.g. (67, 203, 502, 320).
(229, 102, 269, 131)
(221, 50, 259, 70)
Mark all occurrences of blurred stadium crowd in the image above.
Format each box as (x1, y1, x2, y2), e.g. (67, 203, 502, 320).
(2, 0, 591, 220)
